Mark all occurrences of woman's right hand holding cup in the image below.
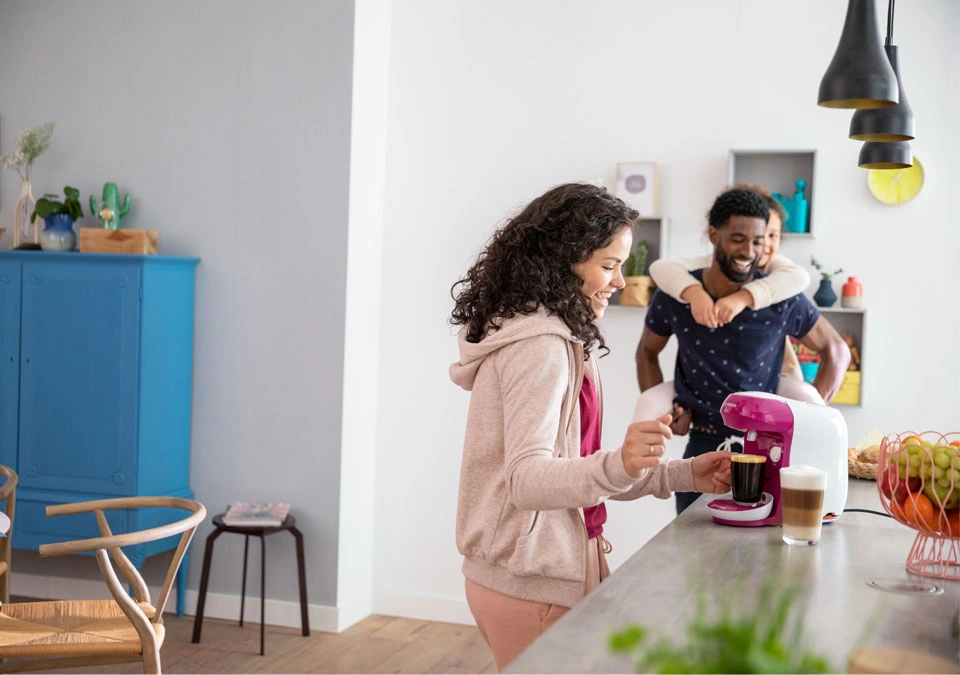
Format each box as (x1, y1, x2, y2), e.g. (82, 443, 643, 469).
(621, 414, 673, 478)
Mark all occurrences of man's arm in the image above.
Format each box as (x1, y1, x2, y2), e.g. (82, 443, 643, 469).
(635, 327, 669, 392)
(636, 328, 691, 435)
(798, 316, 851, 403)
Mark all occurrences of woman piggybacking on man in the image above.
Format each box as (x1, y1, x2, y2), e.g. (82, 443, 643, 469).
(449, 183, 732, 670)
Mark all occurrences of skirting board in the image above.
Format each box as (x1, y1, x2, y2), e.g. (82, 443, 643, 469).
(373, 591, 475, 626)
(11, 572, 355, 633)
(12, 573, 475, 631)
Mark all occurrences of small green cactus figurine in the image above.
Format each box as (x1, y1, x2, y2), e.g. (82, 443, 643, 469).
(90, 182, 131, 230)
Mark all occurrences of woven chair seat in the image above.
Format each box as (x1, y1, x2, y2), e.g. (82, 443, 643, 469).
(0, 599, 162, 659)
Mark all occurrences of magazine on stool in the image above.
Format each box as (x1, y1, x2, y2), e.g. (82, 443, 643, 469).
(222, 502, 290, 527)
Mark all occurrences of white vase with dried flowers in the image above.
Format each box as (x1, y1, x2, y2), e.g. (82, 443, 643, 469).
(1, 122, 55, 249)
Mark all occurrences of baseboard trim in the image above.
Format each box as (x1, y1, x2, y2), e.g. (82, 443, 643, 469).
(372, 591, 474, 625)
(12, 572, 341, 633)
(11, 573, 475, 631)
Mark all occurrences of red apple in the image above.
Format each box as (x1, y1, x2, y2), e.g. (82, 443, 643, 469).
(879, 465, 921, 505)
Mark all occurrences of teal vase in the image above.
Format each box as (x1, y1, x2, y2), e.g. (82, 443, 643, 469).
(813, 279, 837, 307)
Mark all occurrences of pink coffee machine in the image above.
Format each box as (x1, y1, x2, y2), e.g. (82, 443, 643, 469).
(706, 391, 848, 527)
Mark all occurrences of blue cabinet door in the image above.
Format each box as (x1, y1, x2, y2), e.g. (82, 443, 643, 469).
(0, 261, 20, 469)
(18, 261, 140, 495)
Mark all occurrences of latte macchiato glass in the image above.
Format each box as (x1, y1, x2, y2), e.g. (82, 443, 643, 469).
(731, 454, 766, 505)
(780, 465, 827, 546)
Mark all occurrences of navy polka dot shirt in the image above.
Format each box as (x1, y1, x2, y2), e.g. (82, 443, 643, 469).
(645, 269, 820, 431)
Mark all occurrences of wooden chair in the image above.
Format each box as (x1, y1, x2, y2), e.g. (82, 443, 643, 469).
(0, 465, 17, 605)
(0, 496, 205, 674)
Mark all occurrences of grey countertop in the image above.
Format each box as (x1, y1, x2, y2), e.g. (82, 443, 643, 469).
(506, 479, 960, 673)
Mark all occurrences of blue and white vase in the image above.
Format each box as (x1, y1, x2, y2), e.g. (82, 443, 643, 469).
(39, 213, 77, 252)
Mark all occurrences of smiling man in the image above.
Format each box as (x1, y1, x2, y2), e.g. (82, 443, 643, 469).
(635, 188, 850, 514)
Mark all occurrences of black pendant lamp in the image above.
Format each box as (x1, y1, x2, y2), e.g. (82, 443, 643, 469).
(818, 0, 898, 109)
(858, 141, 912, 169)
(850, 2, 915, 141)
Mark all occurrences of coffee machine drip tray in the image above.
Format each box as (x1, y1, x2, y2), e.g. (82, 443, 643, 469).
(707, 492, 773, 525)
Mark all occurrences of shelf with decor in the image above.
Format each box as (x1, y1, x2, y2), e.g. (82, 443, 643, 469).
(610, 217, 668, 307)
(811, 305, 865, 407)
(728, 150, 817, 238)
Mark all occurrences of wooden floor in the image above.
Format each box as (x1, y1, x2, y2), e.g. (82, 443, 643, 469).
(23, 612, 497, 674)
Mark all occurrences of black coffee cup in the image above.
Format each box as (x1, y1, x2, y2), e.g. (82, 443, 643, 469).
(731, 454, 766, 505)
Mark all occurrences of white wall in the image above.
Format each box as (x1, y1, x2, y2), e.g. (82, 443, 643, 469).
(373, 0, 959, 623)
(0, 0, 355, 622)
(338, 0, 391, 630)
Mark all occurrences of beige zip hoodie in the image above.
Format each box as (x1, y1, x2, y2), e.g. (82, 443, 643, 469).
(450, 309, 696, 608)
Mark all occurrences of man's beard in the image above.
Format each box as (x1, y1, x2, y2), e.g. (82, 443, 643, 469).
(715, 247, 758, 283)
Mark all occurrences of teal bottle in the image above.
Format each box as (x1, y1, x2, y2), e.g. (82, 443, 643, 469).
(791, 179, 809, 233)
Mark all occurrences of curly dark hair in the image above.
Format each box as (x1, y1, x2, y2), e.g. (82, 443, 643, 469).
(708, 187, 770, 229)
(730, 183, 785, 224)
(450, 183, 637, 357)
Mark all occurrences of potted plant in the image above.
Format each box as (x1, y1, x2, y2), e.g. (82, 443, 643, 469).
(809, 255, 843, 307)
(620, 240, 656, 307)
(31, 186, 83, 252)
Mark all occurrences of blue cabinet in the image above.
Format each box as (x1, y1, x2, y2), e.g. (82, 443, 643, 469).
(0, 251, 199, 614)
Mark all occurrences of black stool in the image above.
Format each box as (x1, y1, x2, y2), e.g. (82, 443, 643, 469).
(191, 513, 309, 655)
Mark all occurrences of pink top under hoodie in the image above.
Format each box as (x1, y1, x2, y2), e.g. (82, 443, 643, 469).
(450, 308, 697, 608)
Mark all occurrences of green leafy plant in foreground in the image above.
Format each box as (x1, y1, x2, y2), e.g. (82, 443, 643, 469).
(609, 577, 836, 674)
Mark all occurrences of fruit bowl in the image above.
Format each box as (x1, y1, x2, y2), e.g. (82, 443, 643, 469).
(878, 431, 960, 579)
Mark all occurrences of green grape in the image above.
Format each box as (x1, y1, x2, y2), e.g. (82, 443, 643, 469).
(909, 455, 921, 469)
(934, 452, 950, 469)
(906, 444, 922, 456)
(935, 466, 946, 480)
(923, 480, 960, 509)
(939, 476, 951, 488)
(897, 452, 909, 466)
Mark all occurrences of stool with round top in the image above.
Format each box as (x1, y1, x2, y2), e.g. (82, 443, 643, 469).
(191, 513, 309, 655)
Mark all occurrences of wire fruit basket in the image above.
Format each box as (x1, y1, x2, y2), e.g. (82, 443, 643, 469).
(877, 431, 960, 580)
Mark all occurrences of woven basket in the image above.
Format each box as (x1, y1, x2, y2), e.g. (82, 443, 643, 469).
(847, 448, 878, 480)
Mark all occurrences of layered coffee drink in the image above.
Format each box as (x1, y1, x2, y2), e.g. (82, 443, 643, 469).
(780, 464, 827, 546)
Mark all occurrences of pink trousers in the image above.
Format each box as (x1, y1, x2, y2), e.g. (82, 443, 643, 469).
(465, 535, 611, 671)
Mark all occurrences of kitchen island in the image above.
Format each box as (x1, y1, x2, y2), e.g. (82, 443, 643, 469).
(506, 479, 959, 673)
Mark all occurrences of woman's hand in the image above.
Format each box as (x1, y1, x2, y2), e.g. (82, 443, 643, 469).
(690, 451, 732, 494)
(621, 414, 673, 478)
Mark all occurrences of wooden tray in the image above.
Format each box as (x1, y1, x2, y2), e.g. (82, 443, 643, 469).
(80, 228, 158, 255)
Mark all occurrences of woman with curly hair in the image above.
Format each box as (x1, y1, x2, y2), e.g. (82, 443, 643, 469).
(449, 183, 732, 670)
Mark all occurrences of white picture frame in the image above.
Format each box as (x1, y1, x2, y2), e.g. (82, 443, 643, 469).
(616, 162, 659, 217)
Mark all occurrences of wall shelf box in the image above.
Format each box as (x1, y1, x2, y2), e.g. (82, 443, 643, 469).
(611, 217, 668, 306)
(818, 306, 865, 407)
(0, 251, 199, 614)
(728, 150, 817, 237)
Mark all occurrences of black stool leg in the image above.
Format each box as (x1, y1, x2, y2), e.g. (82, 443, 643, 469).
(191, 527, 224, 644)
(290, 526, 310, 636)
(240, 534, 250, 627)
(260, 534, 266, 656)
